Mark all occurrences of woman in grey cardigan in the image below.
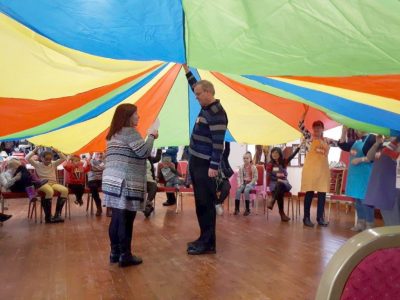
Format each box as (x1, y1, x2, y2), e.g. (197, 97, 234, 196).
(102, 103, 158, 267)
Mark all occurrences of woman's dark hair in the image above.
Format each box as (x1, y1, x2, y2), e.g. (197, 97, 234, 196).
(312, 120, 324, 129)
(106, 104, 137, 140)
(270, 147, 284, 166)
(40, 151, 53, 160)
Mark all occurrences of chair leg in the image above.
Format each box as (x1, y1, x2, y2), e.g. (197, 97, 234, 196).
(181, 193, 183, 212)
(175, 192, 179, 214)
(86, 193, 90, 215)
(291, 197, 294, 220)
(327, 200, 332, 222)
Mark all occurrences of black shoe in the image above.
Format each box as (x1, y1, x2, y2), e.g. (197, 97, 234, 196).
(187, 245, 216, 255)
(234, 209, 240, 215)
(0, 213, 12, 222)
(162, 201, 176, 206)
(303, 218, 315, 227)
(187, 239, 201, 249)
(110, 254, 119, 263)
(317, 218, 329, 227)
(144, 206, 154, 218)
(119, 254, 143, 267)
(51, 215, 64, 223)
(243, 209, 250, 216)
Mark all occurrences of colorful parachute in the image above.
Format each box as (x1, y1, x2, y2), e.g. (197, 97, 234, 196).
(1, 0, 399, 153)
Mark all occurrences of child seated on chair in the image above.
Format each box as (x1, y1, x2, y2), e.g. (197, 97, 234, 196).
(159, 155, 183, 190)
(234, 151, 258, 216)
(0, 158, 47, 200)
(26, 147, 68, 223)
(88, 152, 105, 216)
(64, 155, 90, 207)
(265, 145, 302, 222)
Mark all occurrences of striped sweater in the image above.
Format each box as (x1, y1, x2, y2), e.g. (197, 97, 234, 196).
(186, 71, 228, 170)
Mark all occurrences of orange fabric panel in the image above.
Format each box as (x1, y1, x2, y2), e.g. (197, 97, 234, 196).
(0, 64, 160, 136)
(75, 64, 181, 154)
(282, 75, 400, 100)
(212, 72, 337, 131)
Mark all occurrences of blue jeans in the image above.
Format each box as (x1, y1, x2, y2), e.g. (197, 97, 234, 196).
(235, 183, 255, 201)
(355, 198, 374, 223)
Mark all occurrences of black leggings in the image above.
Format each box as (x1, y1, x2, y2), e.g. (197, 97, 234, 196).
(303, 191, 326, 220)
(109, 208, 137, 254)
(88, 180, 102, 207)
(272, 181, 290, 211)
(69, 184, 85, 202)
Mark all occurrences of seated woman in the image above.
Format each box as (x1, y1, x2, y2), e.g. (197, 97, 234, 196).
(26, 147, 68, 223)
(265, 144, 301, 222)
(144, 149, 162, 218)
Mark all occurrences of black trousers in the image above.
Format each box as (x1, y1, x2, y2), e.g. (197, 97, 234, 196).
(303, 191, 326, 220)
(216, 178, 231, 205)
(273, 181, 290, 211)
(109, 208, 137, 254)
(189, 156, 217, 246)
(88, 180, 102, 208)
(69, 183, 85, 202)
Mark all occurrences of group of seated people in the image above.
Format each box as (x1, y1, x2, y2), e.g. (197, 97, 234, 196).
(1, 126, 399, 230)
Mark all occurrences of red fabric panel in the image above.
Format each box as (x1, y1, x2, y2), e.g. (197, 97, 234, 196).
(341, 248, 400, 300)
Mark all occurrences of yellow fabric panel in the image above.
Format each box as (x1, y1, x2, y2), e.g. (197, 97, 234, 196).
(198, 70, 301, 145)
(0, 13, 161, 99)
(270, 76, 400, 114)
(29, 64, 174, 153)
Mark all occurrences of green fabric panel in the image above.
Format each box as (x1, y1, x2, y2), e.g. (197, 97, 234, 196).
(0, 72, 150, 140)
(183, 0, 400, 76)
(154, 69, 190, 147)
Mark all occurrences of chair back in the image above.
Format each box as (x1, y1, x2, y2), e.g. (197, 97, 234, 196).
(316, 226, 400, 300)
(255, 165, 264, 187)
(177, 161, 188, 178)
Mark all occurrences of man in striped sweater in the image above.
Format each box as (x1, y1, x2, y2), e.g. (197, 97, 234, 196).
(183, 64, 228, 255)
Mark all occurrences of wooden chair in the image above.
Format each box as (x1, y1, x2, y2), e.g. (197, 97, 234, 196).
(316, 226, 400, 300)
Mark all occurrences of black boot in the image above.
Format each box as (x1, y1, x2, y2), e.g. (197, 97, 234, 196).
(317, 218, 329, 227)
(234, 199, 240, 215)
(110, 244, 120, 263)
(267, 198, 275, 210)
(279, 210, 291, 222)
(52, 197, 66, 223)
(119, 241, 142, 267)
(303, 217, 315, 227)
(41, 198, 53, 224)
(0, 213, 12, 222)
(243, 200, 250, 216)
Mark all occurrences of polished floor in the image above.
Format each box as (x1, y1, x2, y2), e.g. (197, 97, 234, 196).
(0, 195, 372, 300)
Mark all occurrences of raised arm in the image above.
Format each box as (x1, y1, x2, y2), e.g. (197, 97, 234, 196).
(26, 147, 40, 167)
(298, 105, 312, 141)
(53, 148, 67, 167)
(183, 63, 197, 92)
(129, 131, 158, 159)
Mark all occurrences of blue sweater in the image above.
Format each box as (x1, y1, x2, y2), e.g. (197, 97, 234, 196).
(186, 71, 228, 170)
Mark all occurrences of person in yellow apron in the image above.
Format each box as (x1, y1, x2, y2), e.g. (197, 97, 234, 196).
(299, 106, 337, 227)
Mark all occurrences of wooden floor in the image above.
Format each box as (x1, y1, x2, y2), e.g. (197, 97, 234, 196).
(0, 195, 378, 300)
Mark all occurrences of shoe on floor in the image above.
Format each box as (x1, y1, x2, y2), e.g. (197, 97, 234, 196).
(215, 204, 224, 216)
(303, 218, 315, 227)
(162, 201, 176, 206)
(0, 213, 12, 222)
(243, 209, 250, 216)
(317, 218, 329, 227)
(119, 254, 143, 267)
(187, 244, 216, 255)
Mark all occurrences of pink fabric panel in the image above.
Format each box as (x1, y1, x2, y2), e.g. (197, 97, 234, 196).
(341, 248, 400, 300)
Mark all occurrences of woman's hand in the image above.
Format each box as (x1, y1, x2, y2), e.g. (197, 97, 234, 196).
(150, 130, 159, 139)
(375, 134, 384, 144)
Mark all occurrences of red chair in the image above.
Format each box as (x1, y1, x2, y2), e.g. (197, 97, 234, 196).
(316, 226, 400, 299)
(228, 165, 266, 215)
(265, 191, 294, 221)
